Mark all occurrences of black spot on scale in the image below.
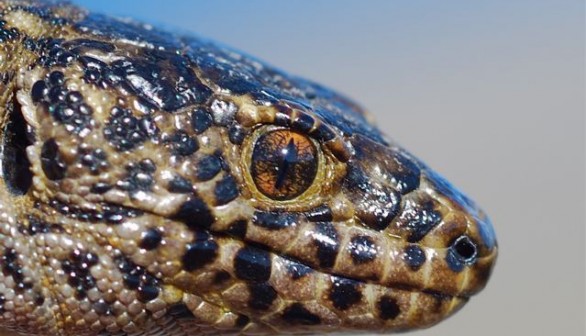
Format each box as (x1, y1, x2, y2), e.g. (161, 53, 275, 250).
(139, 228, 162, 250)
(282, 303, 321, 325)
(191, 107, 213, 134)
(22, 216, 54, 236)
(92, 299, 110, 315)
(167, 303, 195, 319)
(33, 70, 94, 134)
(103, 107, 158, 152)
(235, 314, 250, 327)
(213, 271, 231, 285)
(196, 154, 223, 181)
(348, 235, 378, 264)
(214, 175, 239, 205)
(80, 148, 108, 175)
(138, 285, 160, 302)
(313, 222, 339, 268)
(225, 219, 248, 238)
(329, 278, 362, 311)
(228, 123, 247, 145)
(304, 205, 333, 222)
(117, 159, 156, 193)
(168, 130, 198, 156)
(173, 195, 215, 230)
(377, 296, 400, 320)
(253, 211, 298, 230)
(312, 124, 336, 142)
(2, 248, 29, 292)
(40, 138, 67, 180)
(344, 164, 401, 231)
(182, 232, 219, 271)
(284, 259, 314, 280)
(61, 249, 99, 299)
(247, 282, 277, 310)
(403, 244, 426, 271)
(117, 256, 160, 302)
(31, 80, 48, 103)
(167, 175, 193, 193)
(401, 200, 442, 243)
(0, 24, 20, 43)
(234, 246, 272, 282)
(290, 112, 315, 133)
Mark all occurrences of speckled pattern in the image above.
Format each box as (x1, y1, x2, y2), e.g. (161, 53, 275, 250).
(0, 1, 497, 335)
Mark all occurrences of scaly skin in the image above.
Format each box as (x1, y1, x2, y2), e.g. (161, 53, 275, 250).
(0, 1, 497, 335)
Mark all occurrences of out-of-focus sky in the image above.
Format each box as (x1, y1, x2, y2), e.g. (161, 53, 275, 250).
(2, 1, 584, 336)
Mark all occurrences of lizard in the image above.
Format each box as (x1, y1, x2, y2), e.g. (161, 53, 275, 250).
(0, 1, 498, 335)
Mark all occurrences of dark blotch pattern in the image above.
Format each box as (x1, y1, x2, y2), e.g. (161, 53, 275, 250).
(348, 235, 378, 264)
(40, 138, 67, 180)
(167, 303, 195, 319)
(191, 107, 213, 134)
(173, 196, 215, 229)
(377, 296, 400, 320)
(117, 159, 156, 193)
(253, 211, 298, 230)
(248, 282, 277, 310)
(235, 314, 250, 327)
(313, 222, 339, 268)
(282, 303, 321, 325)
(304, 205, 333, 222)
(195, 154, 223, 181)
(167, 130, 198, 156)
(214, 175, 239, 205)
(228, 123, 247, 144)
(285, 259, 314, 280)
(139, 228, 162, 250)
(49, 199, 142, 224)
(400, 199, 442, 243)
(167, 175, 193, 193)
(32, 71, 94, 134)
(2, 248, 31, 292)
(103, 107, 158, 151)
(234, 246, 272, 282)
(117, 257, 160, 302)
(182, 231, 219, 271)
(344, 164, 401, 231)
(225, 219, 248, 238)
(329, 278, 362, 310)
(79, 147, 108, 175)
(61, 249, 99, 299)
(403, 245, 426, 271)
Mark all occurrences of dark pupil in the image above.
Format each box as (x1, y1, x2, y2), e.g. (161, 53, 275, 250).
(251, 130, 318, 200)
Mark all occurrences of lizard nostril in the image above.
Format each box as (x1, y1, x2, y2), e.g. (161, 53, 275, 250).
(453, 236, 477, 262)
(1, 94, 33, 195)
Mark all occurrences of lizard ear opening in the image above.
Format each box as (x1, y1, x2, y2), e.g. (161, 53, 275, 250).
(1, 93, 33, 196)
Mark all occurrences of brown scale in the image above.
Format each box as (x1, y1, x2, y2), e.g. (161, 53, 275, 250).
(0, 1, 497, 335)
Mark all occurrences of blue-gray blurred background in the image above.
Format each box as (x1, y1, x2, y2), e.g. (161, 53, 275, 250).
(25, 1, 586, 335)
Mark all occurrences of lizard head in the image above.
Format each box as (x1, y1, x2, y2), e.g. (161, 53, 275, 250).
(0, 2, 497, 335)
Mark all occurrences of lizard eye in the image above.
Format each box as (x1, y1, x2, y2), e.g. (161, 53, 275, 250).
(249, 128, 319, 201)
